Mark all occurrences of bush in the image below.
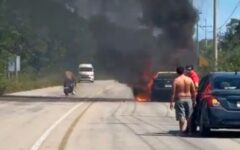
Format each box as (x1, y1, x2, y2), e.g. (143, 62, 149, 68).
(0, 76, 7, 95)
(4, 73, 62, 93)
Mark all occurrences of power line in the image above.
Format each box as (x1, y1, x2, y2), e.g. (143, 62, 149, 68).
(218, 0, 240, 30)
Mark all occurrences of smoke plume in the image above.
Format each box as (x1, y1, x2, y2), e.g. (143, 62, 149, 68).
(64, 0, 198, 94)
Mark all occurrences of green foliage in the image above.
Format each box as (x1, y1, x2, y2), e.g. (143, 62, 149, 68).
(5, 73, 62, 93)
(199, 18, 240, 72)
(0, 0, 96, 93)
(0, 0, 97, 73)
(219, 19, 240, 71)
(0, 75, 6, 95)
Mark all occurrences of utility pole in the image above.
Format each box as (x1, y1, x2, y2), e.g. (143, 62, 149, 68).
(213, 0, 218, 70)
(196, 10, 202, 65)
(199, 19, 212, 53)
(197, 21, 199, 58)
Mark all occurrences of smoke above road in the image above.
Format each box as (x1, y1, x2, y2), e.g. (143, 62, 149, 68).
(141, 0, 197, 48)
(63, 0, 198, 93)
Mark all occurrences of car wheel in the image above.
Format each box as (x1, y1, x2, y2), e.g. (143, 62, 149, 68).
(64, 91, 68, 96)
(199, 104, 210, 136)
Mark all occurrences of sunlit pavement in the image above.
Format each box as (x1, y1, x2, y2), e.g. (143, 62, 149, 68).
(6, 80, 134, 99)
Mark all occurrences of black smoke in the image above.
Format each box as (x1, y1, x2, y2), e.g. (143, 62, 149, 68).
(141, 0, 197, 49)
(63, 0, 198, 93)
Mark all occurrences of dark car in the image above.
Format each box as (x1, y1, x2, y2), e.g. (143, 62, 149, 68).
(192, 72, 240, 136)
(150, 72, 176, 101)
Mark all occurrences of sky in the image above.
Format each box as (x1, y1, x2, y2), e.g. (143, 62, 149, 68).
(193, 0, 240, 40)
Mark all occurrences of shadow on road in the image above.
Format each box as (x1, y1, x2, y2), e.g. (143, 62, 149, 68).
(197, 130, 240, 138)
(139, 130, 240, 139)
(0, 96, 134, 102)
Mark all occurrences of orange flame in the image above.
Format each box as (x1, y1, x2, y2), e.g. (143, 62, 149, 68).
(136, 94, 149, 102)
(134, 62, 155, 102)
(135, 78, 154, 102)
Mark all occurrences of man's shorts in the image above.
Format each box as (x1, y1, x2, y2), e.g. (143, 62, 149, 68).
(174, 98, 193, 121)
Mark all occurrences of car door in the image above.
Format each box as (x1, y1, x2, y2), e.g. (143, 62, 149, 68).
(197, 75, 210, 102)
(195, 75, 210, 122)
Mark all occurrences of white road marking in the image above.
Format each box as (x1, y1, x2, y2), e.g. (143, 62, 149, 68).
(30, 103, 84, 150)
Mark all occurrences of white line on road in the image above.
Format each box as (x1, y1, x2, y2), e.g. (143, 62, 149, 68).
(30, 102, 84, 150)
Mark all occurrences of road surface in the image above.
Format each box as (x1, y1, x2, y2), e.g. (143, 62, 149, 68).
(7, 80, 133, 99)
(1, 80, 240, 150)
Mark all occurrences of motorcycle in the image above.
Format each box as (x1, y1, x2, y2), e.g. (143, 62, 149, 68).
(63, 82, 75, 96)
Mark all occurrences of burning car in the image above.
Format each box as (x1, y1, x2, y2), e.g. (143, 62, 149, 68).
(132, 70, 176, 102)
(150, 71, 176, 101)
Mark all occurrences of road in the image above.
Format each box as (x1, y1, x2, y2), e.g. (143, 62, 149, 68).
(1, 80, 240, 150)
(7, 80, 133, 99)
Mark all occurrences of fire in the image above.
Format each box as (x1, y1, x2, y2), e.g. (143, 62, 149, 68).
(135, 76, 154, 102)
(136, 94, 149, 102)
(134, 61, 155, 102)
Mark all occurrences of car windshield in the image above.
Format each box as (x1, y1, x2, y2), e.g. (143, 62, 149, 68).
(213, 77, 240, 90)
(80, 67, 93, 72)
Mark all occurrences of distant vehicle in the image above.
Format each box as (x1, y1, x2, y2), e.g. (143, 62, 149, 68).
(78, 64, 95, 82)
(192, 72, 240, 136)
(150, 71, 176, 101)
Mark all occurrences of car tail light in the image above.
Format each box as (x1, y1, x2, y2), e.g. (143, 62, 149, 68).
(206, 96, 220, 107)
(203, 83, 220, 107)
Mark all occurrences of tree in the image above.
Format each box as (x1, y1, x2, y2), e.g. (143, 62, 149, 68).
(218, 19, 240, 71)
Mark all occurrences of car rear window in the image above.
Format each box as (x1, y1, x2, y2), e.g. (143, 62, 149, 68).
(156, 74, 176, 79)
(213, 77, 240, 90)
(154, 78, 174, 88)
(80, 67, 93, 72)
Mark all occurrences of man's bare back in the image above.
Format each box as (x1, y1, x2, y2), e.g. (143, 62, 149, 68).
(173, 75, 195, 100)
(170, 66, 196, 133)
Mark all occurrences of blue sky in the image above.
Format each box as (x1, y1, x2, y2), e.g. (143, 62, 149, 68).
(193, 0, 240, 40)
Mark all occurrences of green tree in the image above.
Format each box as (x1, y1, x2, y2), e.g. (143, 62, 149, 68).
(219, 18, 240, 71)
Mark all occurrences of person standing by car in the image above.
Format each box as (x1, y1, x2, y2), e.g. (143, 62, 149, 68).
(185, 65, 200, 89)
(185, 65, 200, 133)
(170, 66, 196, 135)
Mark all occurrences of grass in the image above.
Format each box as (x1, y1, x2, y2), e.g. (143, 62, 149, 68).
(0, 71, 111, 95)
(2, 73, 62, 94)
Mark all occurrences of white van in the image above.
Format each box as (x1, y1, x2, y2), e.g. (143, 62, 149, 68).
(78, 64, 95, 82)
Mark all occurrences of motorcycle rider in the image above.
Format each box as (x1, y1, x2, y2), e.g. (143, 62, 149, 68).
(64, 70, 76, 95)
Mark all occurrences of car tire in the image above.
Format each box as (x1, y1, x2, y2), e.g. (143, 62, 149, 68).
(64, 91, 68, 96)
(199, 103, 210, 136)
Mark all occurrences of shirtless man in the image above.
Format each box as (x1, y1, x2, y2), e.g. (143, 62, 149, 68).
(170, 66, 196, 134)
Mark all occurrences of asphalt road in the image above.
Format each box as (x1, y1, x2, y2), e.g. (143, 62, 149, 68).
(1, 80, 240, 150)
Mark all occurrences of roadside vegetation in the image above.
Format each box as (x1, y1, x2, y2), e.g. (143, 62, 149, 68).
(0, 0, 94, 94)
(4, 73, 62, 93)
(198, 18, 240, 74)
